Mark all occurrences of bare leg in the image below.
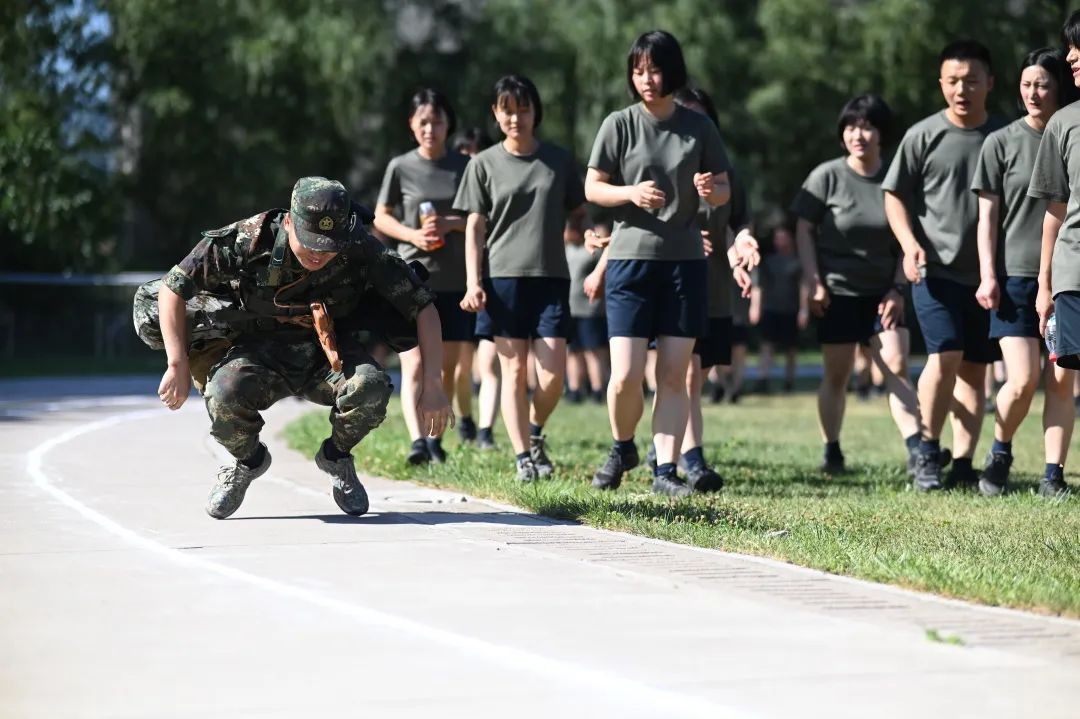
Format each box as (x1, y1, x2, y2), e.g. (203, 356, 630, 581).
(729, 343, 747, 396)
(681, 354, 707, 454)
(398, 347, 424, 441)
(1044, 364, 1076, 466)
(994, 337, 1040, 442)
(818, 344, 856, 442)
(918, 350, 963, 440)
(869, 328, 920, 440)
(527, 346, 538, 393)
(784, 347, 798, 389)
(566, 350, 585, 394)
(452, 340, 474, 420)
(530, 337, 567, 428)
(494, 337, 531, 454)
(652, 336, 696, 464)
(608, 337, 649, 441)
(476, 339, 500, 430)
(584, 346, 609, 395)
(951, 360, 987, 460)
(758, 341, 774, 388)
(437, 341, 462, 438)
(644, 347, 658, 393)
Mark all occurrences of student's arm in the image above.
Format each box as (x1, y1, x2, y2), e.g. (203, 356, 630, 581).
(563, 205, 588, 245)
(694, 171, 730, 207)
(373, 205, 441, 252)
(157, 284, 190, 410)
(585, 167, 664, 209)
(1037, 201, 1066, 336)
(460, 212, 487, 312)
(583, 245, 610, 303)
(414, 303, 454, 435)
(795, 218, 828, 318)
(884, 191, 925, 284)
(974, 192, 1001, 310)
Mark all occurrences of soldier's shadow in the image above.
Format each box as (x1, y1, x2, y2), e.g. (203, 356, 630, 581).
(231, 511, 567, 526)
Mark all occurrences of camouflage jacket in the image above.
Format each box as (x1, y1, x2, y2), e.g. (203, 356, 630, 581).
(163, 208, 435, 339)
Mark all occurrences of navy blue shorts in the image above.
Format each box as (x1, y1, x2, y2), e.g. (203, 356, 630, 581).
(761, 311, 799, 350)
(818, 292, 902, 345)
(991, 276, 1040, 339)
(1055, 291, 1080, 370)
(433, 291, 476, 343)
(569, 316, 608, 351)
(606, 259, 707, 339)
(912, 277, 1000, 363)
(731, 324, 750, 346)
(694, 317, 733, 368)
(474, 308, 493, 342)
(482, 277, 570, 340)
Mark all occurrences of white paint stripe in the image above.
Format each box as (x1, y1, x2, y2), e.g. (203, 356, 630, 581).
(25, 408, 750, 719)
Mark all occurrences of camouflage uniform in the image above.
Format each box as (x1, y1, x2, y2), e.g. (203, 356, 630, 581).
(162, 201, 434, 462)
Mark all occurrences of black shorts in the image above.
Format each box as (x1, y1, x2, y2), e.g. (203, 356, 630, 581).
(482, 277, 570, 340)
(569, 316, 608, 351)
(817, 292, 902, 345)
(694, 317, 733, 368)
(912, 277, 1000, 363)
(1054, 291, 1080, 369)
(761, 311, 798, 350)
(990, 276, 1040, 340)
(606, 259, 707, 339)
(730, 324, 750, 346)
(433, 291, 476, 343)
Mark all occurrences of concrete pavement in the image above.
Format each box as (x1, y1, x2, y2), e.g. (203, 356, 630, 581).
(2, 379, 1078, 718)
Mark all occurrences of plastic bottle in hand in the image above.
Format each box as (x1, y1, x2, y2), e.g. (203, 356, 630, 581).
(419, 201, 444, 250)
(1045, 313, 1059, 363)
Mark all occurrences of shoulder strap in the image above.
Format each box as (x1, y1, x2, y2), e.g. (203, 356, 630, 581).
(266, 228, 290, 288)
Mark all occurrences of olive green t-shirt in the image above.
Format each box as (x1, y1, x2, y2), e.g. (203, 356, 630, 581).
(376, 149, 470, 292)
(790, 157, 898, 297)
(565, 242, 604, 318)
(588, 103, 730, 262)
(1028, 103, 1080, 295)
(702, 169, 751, 318)
(971, 118, 1046, 278)
(758, 253, 802, 314)
(453, 141, 585, 279)
(882, 111, 1008, 285)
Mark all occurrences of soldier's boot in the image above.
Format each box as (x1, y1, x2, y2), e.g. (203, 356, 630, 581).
(206, 443, 271, 519)
(315, 439, 370, 516)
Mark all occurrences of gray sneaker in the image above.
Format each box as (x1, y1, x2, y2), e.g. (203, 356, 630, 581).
(206, 444, 271, 519)
(315, 439, 370, 516)
(529, 435, 554, 477)
(516, 456, 539, 482)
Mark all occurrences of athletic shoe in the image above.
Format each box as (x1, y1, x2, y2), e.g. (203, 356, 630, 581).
(566, 389, 583, 404)
(645, 443, 657, 472)
(820, 452, 846, 475)
(977, 452, 1012, 497)
(426, 438, 447, 464)
(685, 465, 724, 493)
(206, 443, 271, 519)
(1038, 475, 1070, 499)
(529, 435, 554, 477)
(315, 439, 370, 516)
(406, 438, 430, 465)
(590, 390, 605, 405)
(907, 447, 951, 478)
(592, 444, 639, 490)
(515, 456, 539, 482)
(710, 384, 726, 403)
(457, 416, 477, 443)
(476, 429, 497, 451)
(912, 450, 944, 492)
(652, 471, 692, 498)
(944, 462, 979, 491)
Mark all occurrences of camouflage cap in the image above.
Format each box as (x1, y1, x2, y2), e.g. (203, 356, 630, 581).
(290, 177, 354, 252)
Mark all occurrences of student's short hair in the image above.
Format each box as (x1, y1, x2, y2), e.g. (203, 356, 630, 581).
(1063, 9, 1080, 51)
(452, 127, 493, 154)
(626, 30, 688, 99)
(492, 74, 543, 128)
(674, 86, 719, 128)
(410, 88, 456, 137)
(836, 93, 894, 148)
(938, 39, 993, 75)
(1019, 47, 1080, 110)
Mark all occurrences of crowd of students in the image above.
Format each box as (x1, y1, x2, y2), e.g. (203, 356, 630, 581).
(370, 20, 1080, 499)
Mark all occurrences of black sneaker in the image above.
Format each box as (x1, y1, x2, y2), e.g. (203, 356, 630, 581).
(592, 444, 639, 490)
(978, 452, 1012, 497)
(1039, 469, 1070, 499)
(529, 435, 554, 477)
(458, 416, 477, 443)
(476, 429, 497, 451)
(912, 451, 944, 492)
(685, 464, 724, 493)
(566, 389, 583, 404)
(944, 462, 979, 491)
(645, 443, 657, 472)
(907, 447, 951, 478)
(652, 471, 692, 498)
(515, 456, 539, 482)
(820, 453, 846, 475)
(590, 390, 605, 405)
(407, 438, 430, 465)
(710, 384, 726, 403)
(426, 438, 447, 464)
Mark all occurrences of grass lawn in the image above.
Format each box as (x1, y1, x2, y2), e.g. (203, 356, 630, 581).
(286, 390, 1080, 617)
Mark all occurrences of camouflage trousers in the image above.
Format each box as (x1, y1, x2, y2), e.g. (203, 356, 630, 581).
(202, 336, 393, 461)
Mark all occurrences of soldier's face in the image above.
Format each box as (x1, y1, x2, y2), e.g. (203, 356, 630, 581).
(284, 214, 338, 271)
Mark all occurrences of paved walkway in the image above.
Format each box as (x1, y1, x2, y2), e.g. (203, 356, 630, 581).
(2, 379, 1078, 718)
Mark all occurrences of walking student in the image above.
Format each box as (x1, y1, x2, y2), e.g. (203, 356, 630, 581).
(973, 48, 1078, 496)
(751, 222, 805, 394)
(883, 39, 1007, 491)
(791, 93, 921, 475)
(455, 74, 589, 481)
(585, 30, 739, 496)
(375, 88, 472, 465)
(1026, 11, 1080, 498)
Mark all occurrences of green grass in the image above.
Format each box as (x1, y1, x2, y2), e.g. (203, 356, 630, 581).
(286, 391, 1080, 617)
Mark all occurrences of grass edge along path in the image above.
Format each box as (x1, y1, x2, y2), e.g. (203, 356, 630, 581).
(286, 395, 1080, 618)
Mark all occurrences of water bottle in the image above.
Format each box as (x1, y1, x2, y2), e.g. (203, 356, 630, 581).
(418, 201, 444, 250)
(1045, 312, 1059, 363)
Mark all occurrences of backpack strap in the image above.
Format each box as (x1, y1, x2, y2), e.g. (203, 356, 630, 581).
(266, 228, 290, 288)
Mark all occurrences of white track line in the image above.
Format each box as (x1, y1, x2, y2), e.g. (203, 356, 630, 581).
(25, 407, 750, 719)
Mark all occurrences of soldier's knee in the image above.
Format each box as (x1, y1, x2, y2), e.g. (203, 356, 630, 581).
(337, 364, 393, 417)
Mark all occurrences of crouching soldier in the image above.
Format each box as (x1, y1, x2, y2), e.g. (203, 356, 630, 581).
(147, 176, 453, 519)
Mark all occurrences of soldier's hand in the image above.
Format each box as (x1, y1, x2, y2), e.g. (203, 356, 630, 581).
(158, 362, 190, 411)
(418, 383, 454, 437)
